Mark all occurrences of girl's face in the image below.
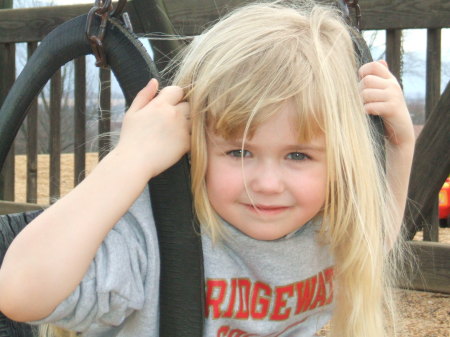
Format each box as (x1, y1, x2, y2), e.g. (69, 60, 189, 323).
(205, 101, 327, 240)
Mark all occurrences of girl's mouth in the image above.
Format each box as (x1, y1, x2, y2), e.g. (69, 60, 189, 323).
(243, 204, 290, 215)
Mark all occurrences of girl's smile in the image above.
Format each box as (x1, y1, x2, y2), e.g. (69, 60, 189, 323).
(205, 101, 327, 241)
(243, 204, 291, 215)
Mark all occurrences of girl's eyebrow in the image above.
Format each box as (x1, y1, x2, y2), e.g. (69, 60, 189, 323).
(294, 143, 326, 151)
(232, 140, 325, 152)
(211, 136, 243, 147)
(211, 134, 325, 151)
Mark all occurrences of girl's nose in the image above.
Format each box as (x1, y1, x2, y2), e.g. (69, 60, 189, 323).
(248, 163, 284, 194)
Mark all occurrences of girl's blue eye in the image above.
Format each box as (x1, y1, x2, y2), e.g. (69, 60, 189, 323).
(287, 152, 308, 160)
(227, 149, 251, 158)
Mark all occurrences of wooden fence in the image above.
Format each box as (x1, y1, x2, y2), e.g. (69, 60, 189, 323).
(0, 0, 449, 292)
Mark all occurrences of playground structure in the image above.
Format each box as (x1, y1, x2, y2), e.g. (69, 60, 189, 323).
(0, 0, 449, 303)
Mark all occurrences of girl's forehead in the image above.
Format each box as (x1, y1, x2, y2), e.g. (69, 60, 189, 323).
(207, 103, 324, 146)
(206, 98, 324, 143)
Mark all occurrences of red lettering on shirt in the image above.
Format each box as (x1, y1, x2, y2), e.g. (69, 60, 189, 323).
(217, 325, 230, 337)
(223, 278, 238, 318)
(294, 275, 317, 314)
(205, 267, 334, 322)
(309, 271, 326, 310)
(250, 282, 272, 319)
(206, 279, 227, 318)
(235, 279, 251, 319)
(269, 284, 294, 320)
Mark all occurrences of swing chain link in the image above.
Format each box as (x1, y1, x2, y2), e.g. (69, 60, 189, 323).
(86, 0, 129, 68)
(344, 0, 362, 31)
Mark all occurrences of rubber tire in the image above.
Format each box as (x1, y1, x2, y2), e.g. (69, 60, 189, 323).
(0, 15, 158, 167)
(0, 14, 203, 337)
(0, 14, 157, 337)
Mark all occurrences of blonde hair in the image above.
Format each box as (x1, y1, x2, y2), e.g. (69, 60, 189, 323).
(173, 1, 404, 336)
(42, 2, 404, 337)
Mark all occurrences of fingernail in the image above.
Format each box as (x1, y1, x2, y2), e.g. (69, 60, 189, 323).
(377, 60, 389, 68)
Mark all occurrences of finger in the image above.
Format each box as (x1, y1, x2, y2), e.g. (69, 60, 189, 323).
(128, 79, 159, 113)
(363, 101, 390, 116)
(359, 61, 392, 80)
(154, 86, 185, 106)
(359, 74, 389, 90)
(361, 88, 387, 104)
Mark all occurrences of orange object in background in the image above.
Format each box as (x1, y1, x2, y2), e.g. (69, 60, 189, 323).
(439, 177, 450, 227)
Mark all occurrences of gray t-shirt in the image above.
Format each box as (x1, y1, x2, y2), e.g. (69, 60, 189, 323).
(30, 187, 333, 336)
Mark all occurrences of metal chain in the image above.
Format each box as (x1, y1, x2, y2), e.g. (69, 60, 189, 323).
(85, 0, 129, 68)
(344, 0, 362, 31)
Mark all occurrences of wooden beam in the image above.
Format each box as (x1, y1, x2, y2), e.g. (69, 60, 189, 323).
(74, 56, 86, 186)
(0, 42, 15, 201)
(426, 29, 441, 118)
(385, 29, 403, 84)
(0, 0, 449, 44)
(399, 241, 450, 294)
(405, 82, 450, 239)
(160, 0, 450, 35)
(0, 0, 12, 9)
(49, 70, 62, 203)
(0, 0, 14, 202)
(358, 0, 450, 30)
(0, 200, 44, 215)
(26, 42, 38, 204)
(0, 1, 144, 43)
(422, 28, 442, 242)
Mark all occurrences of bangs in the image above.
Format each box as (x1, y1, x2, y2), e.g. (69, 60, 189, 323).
(203, 40, 325, 143)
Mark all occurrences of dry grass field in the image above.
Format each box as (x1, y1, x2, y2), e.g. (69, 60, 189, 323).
(11, 153, 450, 336)
(14, 153, 99, 205)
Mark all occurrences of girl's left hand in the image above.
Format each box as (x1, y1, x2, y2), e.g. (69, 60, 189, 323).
(359, 61, 415, 247)
(359, 60, 415, 148)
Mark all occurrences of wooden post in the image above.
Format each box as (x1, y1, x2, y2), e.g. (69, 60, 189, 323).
(405, 82, 450, 240)
(423, 28, 441, 242)
(385, 29, 402, 85)
(0, 0, 14, 201)
(26, 41, 38, 203)
(49, 70, 62, 203)
(74, 57, 86, 185)
(0, 0, 12, 8)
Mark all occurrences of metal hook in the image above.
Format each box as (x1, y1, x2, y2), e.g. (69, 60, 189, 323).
(343, 0, 362, 31)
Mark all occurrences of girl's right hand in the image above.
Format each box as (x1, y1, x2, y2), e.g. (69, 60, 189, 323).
(0, 79, 191, 322)
(114, 79, 191, 179)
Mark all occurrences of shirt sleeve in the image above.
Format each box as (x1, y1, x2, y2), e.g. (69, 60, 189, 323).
(28, 189, 156, 335)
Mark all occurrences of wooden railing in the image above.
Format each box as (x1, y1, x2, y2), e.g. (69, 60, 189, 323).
(1, 1, 447, 205)
(0, 0, 449, 292)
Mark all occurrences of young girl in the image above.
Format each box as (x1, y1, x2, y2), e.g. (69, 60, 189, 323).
(0, 1, 415, 337)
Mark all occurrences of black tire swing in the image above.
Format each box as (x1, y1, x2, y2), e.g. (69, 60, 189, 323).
(0, 10, 203, 337)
